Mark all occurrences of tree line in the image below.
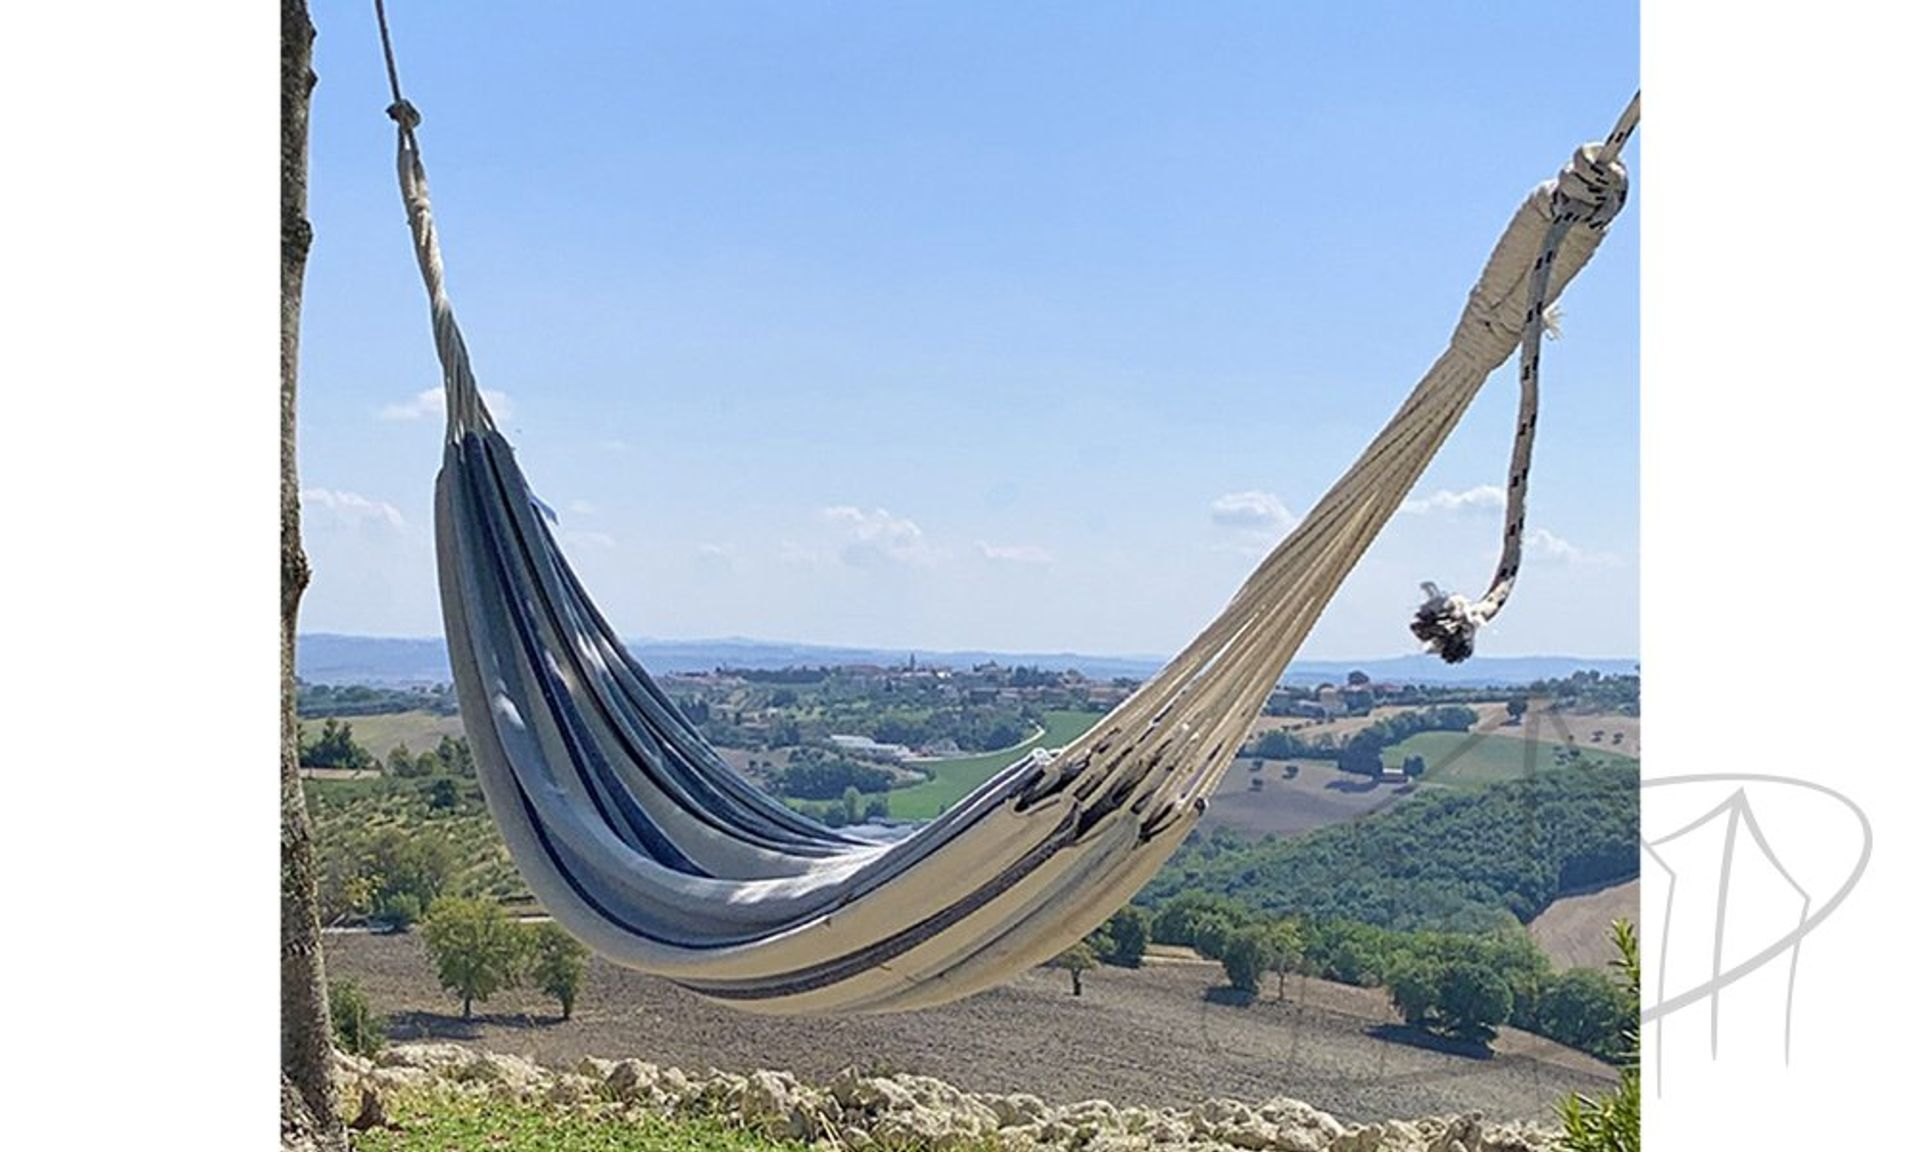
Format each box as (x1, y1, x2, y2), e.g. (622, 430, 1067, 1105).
(1052, 894, 1634, 1061)
(1246, 704, 1478, 776)
(297, 679, 458, 718)
(326, 896, 591, 1058)
(773, 746, 896, 798)
(296, 717, 475, 779)
(1141, 763, 1638, 932)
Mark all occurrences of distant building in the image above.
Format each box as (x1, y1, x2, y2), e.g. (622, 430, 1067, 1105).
(828, 734, 913, 762)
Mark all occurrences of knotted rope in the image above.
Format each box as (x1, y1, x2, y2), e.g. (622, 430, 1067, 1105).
(1410, 93, 1640, 662)
(374, 0, 490, 440)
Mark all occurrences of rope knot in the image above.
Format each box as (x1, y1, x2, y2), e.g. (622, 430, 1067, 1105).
(1410, 582, 1490, 665)
(387, 99, 422, 132)
(1553, 144, 1629, 229)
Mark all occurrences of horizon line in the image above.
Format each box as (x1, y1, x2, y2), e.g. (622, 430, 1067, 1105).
(297, 630, 1640, 667)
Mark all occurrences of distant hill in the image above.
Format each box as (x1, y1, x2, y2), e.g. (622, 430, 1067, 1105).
(1140, 762, 1640, 933)
(297, 633, 1636, 688)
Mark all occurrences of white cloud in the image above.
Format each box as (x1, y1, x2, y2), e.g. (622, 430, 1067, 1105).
(1404, 484, 1505, 515)
(978, 541, 1054, 565)
(1523, 526, 1622, 567)
(1207, 491, 1299, 556)
(823, 505, 936, 568)
(1209, 490, 1296, 531)
(378, 387, 515, 424)
(300, 487, 406, 530)
(567, 499, 598, 516)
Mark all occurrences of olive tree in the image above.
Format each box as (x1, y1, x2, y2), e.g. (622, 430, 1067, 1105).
(529, 921, 590, 1020)
(421, 898, 528, 1019)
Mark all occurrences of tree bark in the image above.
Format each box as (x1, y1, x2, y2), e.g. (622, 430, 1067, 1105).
(281, 0, 339, 1143)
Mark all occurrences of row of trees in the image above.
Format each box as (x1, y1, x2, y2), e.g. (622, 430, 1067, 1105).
(1142, 891, 1635, 1059)
(420, 898, 590, 1020)
(869, 709, 1033, 754)
(297, 680, 458, 718)
(774, 746, 896, 799)
(1246, 705, 1478, 777)
(780, 785, 892, 828)
(297, 718, 476, 780)
(324, 898, 592, 1064)
(1525, 670, 1640, 716)
(386, 734, 475, 778)
(298, 717, 377, 772)
(1045, 905, 1152, 995)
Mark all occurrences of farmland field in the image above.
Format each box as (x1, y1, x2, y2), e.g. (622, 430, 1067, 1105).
(327, 929, 1616, 1125)
(1528, 878, 1640, 969)
(308, 709, 465, 759)
(1200, 758, 1413, 838)
(1383, 730, 1638, 785)
(883, 709, 1105, 820)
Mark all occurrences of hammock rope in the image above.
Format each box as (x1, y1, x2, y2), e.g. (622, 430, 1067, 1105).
(1411, 93, 1640, 662)
(374, 0, 1635, 1016)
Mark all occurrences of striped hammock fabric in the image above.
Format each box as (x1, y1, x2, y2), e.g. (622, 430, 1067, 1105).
(390, 97, 1632, 1014)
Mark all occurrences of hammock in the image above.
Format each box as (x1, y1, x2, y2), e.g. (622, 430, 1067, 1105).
(378, 13, 1636, 1015)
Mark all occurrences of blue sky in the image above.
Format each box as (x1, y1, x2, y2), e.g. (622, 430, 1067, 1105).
(298, 1, 1638, 659)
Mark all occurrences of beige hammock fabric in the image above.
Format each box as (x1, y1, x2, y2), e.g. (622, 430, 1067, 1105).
(387, 42, 1635, 1012)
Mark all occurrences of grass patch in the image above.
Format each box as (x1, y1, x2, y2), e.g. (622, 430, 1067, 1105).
(353, 1092, 820, 1152)
(885, 709, 1105, 820)
(1384, 730, 1638, 786)
(303, 710, 466, 760)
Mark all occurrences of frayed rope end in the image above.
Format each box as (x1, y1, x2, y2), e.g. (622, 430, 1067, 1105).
(1410, 581, 1483, 665)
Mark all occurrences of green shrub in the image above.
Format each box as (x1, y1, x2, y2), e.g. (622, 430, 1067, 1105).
(1100, 906, 1151, 967)
(1559, 921, 1640, 1152)
(1432, 960, 1513, 1045)
(529, 921, 590, 1020)
(328, 978, 386, 1057)
(1386, 955, 1441, 1024)
(1221, 927, 1274, 995)
(1532, 967, 1635, 1060)
(372, 891, 424, 931)
(1151, 892, 1249, 949)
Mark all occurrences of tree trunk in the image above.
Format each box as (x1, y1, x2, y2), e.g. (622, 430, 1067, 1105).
(464, 995, 473, 1020)
(1070, 970, 1083, 997)
(280, 0, 339, 1143)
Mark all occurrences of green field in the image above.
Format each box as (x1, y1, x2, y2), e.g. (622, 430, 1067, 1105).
(884, 709, 1106, 820)
(1382, 730, 1638, 786)
(301, 709, 465, 759)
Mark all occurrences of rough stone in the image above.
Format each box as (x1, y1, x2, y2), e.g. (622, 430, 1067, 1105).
(337, 1042, 1562, 1152)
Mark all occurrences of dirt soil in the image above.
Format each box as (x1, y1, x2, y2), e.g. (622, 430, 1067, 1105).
(1199, 758, 1414, 838)
(1527, 879, 1640, 970)
(327, 932, 1617, 1125)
